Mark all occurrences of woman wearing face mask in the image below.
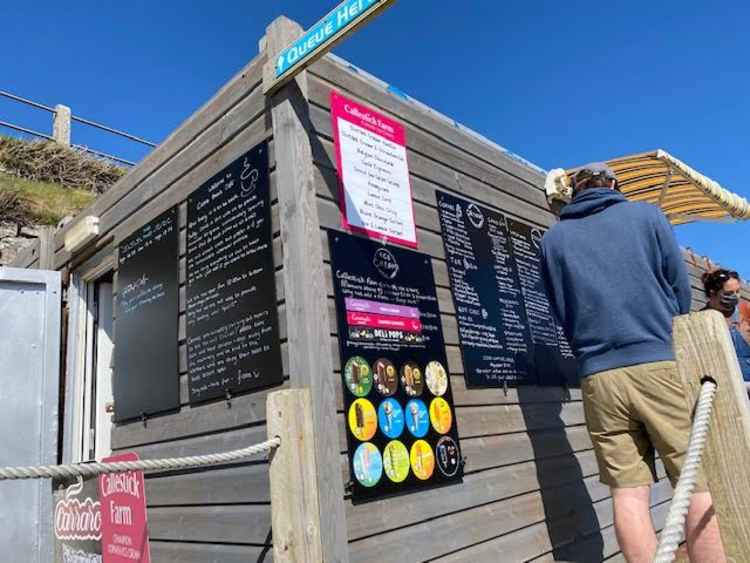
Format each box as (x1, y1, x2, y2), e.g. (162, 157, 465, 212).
(702, 269, 750, 386)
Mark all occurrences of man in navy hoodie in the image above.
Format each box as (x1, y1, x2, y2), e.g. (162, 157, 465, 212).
(540, 163, 725, 562)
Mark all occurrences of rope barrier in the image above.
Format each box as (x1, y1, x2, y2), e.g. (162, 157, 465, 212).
(0, 437, 280, 481)
(653, 379, 718, 563)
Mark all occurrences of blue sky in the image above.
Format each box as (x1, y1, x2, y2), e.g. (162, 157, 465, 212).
(2, 1, 748, 277)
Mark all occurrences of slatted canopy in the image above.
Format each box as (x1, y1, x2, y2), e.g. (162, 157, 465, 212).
(545, 150, 750, 225)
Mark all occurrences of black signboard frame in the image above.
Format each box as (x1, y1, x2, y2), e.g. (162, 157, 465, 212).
(114, 206, 180, 422)
(436, 191, 577, 389)
(329, 231, 463, 503)
(185, 141, 283, 404)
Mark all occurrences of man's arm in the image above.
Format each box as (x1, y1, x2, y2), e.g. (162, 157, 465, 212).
(654, 209, 692, 314)
(540, 242, 569, 338)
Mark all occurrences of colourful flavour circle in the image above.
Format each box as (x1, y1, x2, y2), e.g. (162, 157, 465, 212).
(436, 436, 461, 478)
(373, 358, 398, 396)
(410, 440, 435, 480)
(353, 442, 383, 487)
(430, 397, 453, 434)
(401, 361, 424, 397)
(382, 440, 410, 483)
(377, 398, 405, 439)
(405, 399, 430, 438)
(344, 356, 372, 397)
(348, 398, 377, 441)
(425, 360, 448, 397)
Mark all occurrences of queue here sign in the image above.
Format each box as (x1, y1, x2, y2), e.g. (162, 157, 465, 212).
(268, 0, 395, 92)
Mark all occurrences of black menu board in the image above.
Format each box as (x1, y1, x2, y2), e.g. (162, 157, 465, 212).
(437, 191, 577, 388)
(115, 207, 179, 421)
(185, 141, 282, 403)
(507, 218, 577, 386)
(437, 192, 533, 386)
(329, 232, 463, 502)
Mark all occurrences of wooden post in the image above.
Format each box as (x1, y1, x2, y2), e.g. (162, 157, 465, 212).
(264, 16, 349, 563)
(38, 226, 55, 270)
(53, 104, 71, 146)
(673, 310, 750, 559)
(267, 389, 324, 563)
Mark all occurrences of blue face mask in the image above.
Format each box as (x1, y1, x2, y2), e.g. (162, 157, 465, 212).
(720, 292, 740, 312)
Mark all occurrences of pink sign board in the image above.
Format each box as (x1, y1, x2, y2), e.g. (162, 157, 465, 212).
(97, 453, 151, 563)
(331, 90, 417, 248)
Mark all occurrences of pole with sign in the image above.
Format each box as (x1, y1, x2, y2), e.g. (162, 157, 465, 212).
(263, 0, 395, 93)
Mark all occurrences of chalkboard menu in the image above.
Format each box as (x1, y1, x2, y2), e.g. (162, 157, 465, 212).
(507, 218, 577, 385)
(437, 191, 576, 387)
(329, 231, 463, 502)
(185, 141, 282, 403)
(115, 207, 179, 421)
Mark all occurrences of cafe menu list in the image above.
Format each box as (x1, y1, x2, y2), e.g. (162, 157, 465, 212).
(185, 141, 283, 403)
(437, 191, 576, 387)
(115, 207, 179, 421)
(329, 231, 463, 502)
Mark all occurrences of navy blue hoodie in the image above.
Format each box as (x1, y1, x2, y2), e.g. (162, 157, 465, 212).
(540, 188, 692, 377)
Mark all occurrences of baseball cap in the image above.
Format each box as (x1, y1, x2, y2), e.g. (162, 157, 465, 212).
(571, 162, 617, 183)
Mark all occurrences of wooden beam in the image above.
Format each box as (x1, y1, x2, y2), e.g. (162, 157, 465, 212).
(268, 389, 324, 562)
(264, 16, 349, 563)
(673, 310, 750, 559)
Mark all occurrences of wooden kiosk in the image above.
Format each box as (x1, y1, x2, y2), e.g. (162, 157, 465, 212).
(10, 13, 750, 563)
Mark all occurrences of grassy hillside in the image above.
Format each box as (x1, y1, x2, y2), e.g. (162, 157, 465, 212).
(0, 136, 124, 226)
(0, 171, 96, 225)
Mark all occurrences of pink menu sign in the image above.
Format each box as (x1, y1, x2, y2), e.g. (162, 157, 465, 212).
(331, 91, 417, 248)
(97, 453, 151, 563)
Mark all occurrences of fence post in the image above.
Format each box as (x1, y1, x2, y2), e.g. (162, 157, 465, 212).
(52, 104, 71, 146)
(673, 310, 750, 559)
(264, 15, 350, 563)
(267, 389, 324, 563)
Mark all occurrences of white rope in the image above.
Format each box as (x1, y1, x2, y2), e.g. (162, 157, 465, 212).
(653, 379, 718, 563)
(0, 437, 280, 481)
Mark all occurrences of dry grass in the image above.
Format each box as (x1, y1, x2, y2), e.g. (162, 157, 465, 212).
(0, 136, 125, 194)
(0, 172, 96, 225)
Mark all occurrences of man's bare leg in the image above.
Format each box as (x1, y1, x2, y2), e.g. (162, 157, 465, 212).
(612, 486, 656, 562)
(686, 491, 725, 562)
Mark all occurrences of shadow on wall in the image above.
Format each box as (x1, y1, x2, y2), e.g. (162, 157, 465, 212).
(518, 382, 604, 562)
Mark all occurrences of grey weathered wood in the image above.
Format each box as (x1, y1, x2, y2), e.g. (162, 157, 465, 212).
(148, 504, 271, 544)
(124, 424, 269, 460)
(111, 387, 273, 449)
(145, 463, 270, 505)
(310, 123, 555, 231)
(268, 389, 324, 562)
(306, 80, 548, 209)
(54, 53, 268, 252)
(9, 238, 40, 268)
(356, 479, 672, 562)
(37, 226, 55, 269)
(346, 449, 600, 542)
(309, 54, 546, 190)
(265, 16, 348, 563)
(149, 541, 272, 563)
(54, 105, 271, 269)
(674, 310, 750, 559)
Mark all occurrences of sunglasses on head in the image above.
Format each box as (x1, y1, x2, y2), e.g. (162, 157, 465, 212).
(710, 270, 739, 283)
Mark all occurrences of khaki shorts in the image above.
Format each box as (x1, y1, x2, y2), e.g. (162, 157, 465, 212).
(582, 360, 706, 490)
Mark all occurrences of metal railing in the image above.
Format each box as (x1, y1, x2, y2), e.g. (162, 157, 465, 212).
(0, 89, 157, 166)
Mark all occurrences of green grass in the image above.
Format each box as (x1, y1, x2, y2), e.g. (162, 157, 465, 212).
(0, 171, 96, 225)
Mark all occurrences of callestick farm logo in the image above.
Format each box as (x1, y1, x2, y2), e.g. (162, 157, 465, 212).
(373, 248, 399, 280)
(466, 203, 485, 229)
(54, 481, 102, 542)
